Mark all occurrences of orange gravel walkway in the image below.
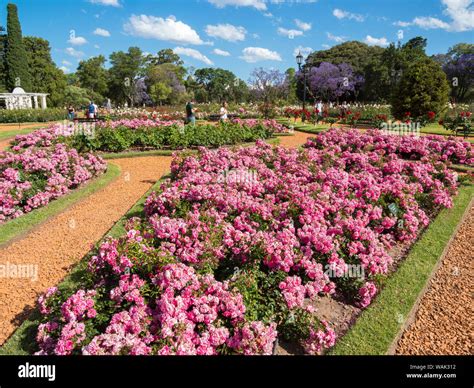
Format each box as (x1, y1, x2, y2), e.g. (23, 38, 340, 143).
(278, 131, 315, 148)
(395, 203, 474, 355)
(0, 156, 172, 345)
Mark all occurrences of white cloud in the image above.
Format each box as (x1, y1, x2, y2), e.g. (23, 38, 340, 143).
(393, 1, 473, 32)
(93, 28, 111, 37)
(293, 46, 313, 58)
(59, 66, 71, 73)
(62, 60, 72, 66)
(68, 36, 87, 45)
(213, 48, 231, 56)
(294, 19, 312, 31)
(364, 35, 389, 47)
(124, 15, 204, 45)
(277, 27, 304, 38)
(240, 47, 282, 63)
(442, 0, 474, 31)
(94, 44, 100, 49)
(333, 8, 365, 22)
(393, 21, 412, 27)
(65, 47, 85, 58)
(326, 32, 346, 43)
(413, 16, 451, 29)
(208, 0, 267, 10)
(322, 44, 330, 49)
(205, 24, 247, 42)
(89, 0, 120, 6)
(174, 47, 213, 65)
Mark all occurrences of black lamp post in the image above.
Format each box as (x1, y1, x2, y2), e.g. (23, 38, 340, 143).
(296, 51, 308, 122)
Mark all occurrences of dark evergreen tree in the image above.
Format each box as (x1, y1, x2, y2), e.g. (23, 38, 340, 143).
(5, 3, 31, 91)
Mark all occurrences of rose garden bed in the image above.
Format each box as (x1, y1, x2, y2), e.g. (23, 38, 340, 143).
(2, 128, 471, 356)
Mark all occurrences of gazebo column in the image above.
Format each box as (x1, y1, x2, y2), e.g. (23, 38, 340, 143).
(40, 95, 47, 110)
(33, 95, 38, 109)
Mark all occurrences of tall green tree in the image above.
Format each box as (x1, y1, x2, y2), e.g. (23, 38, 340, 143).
(108, 47, 145, 106)
(76, 55, 108, 101)
(5, 3, 31, 91)
(23, 37, 67, 107)
(0, 25, 6, 92)
(194, 68, 247, 103)
(391, 57, 450, 119)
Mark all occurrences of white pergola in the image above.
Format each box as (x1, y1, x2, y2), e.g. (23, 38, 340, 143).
(0, 87, 49, 110)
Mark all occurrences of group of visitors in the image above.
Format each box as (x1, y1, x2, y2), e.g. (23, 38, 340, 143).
(185, 101, 229, 126)
(66, 100, 101, 121)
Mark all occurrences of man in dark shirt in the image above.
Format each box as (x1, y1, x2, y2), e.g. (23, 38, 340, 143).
(185, 101, 196, 126)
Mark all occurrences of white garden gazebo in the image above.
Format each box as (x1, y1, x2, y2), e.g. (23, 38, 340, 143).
(0, 87, 49, 110)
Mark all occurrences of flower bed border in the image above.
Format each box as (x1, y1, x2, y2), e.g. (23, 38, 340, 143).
(330, 181, 474, 355)
(0, 164, 120, 248)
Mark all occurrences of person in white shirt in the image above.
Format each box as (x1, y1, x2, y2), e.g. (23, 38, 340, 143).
(220, 101, 228, 122)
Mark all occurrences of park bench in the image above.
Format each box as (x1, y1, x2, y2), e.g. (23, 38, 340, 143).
(207, 114, 240, 122)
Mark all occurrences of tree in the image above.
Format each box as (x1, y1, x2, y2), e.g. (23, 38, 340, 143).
(76, 56, 109, 101)
(147, 63, 187, 105)
(63, 85, 92, 108)
(108, 47, 145, 106)
(24, 37, 67, 107)
(248, 68, 288, 103)
(306, 41, 385, 101)
(443, 53, 474, 102)
(437, 44, 474, 102)
(304, 62, 364, 102)
(391, 57, 450, 119)
(194, 68, 247, 103)
(5, 3, 31, 91)
(148, 48, 184, 67)
(0, 25, 6, 92)
(285, 68, 298, 103)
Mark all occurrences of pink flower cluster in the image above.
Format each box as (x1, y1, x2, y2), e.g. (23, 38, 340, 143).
(0, 143, 106, 224)
(232, 118, 289, 133)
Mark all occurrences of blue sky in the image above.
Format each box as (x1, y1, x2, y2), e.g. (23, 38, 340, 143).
(2, 0, 473, 80)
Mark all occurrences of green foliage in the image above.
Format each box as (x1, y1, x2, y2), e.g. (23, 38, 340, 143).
(76, 55, 109, 102)
(64, 122, 274, 153)
(63, 85, 92, 108)
(0, 107, 66, 123)
(391, 57, 450, 119)
(5, 3, 31, 91)
(107, 47, 144, 106)
(0, 25, 6, 92)
(194, 67, 248, 103)
(23, 37, 67, 107)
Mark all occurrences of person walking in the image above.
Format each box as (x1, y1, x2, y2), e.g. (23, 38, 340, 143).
(87, 101, 95, 119)
(185, 100, 196, 126)
(67, 105, 75, 120)
(220, 101, 228, 122)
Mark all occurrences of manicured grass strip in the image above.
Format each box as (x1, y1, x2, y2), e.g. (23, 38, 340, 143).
(330, 181, 474, 355)
(0, 164, 121, 248)
(101, 149, 175, 159)
(0, 126, 44, 142)
(0, 168, 170, 355)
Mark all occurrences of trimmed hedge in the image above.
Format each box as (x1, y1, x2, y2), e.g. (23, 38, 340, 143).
(0, 108, 66, 123)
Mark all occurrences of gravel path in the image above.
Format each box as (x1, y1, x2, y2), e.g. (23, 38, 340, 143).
(395, 202, 474, 355)
(278, 131, 315, 148)
(0, 156, 171, 345)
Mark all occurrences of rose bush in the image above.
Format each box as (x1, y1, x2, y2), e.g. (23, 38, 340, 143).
(0, 139, 106, 224)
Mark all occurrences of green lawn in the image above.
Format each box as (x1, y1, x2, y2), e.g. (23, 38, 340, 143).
(0, 164, 121, 247)
(330, 179, 474, 355)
